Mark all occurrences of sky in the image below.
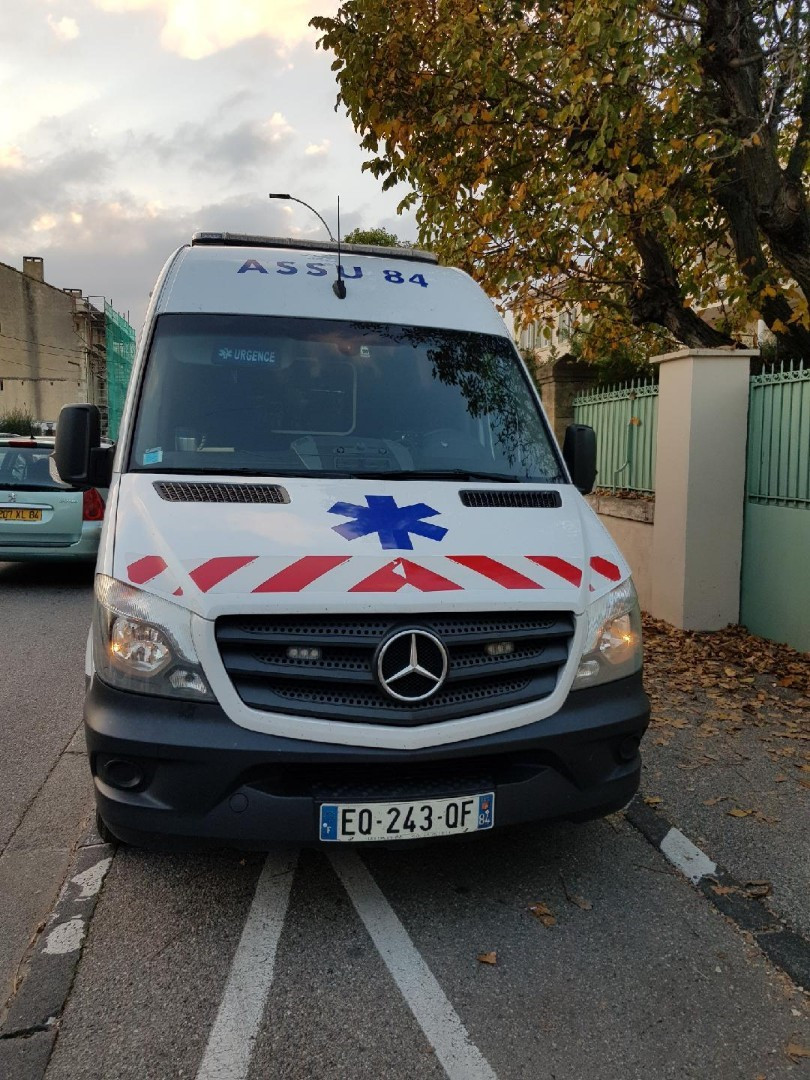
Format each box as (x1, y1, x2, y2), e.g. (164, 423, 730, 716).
(0, 0, 417, 333)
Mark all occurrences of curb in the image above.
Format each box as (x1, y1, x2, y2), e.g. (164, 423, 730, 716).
(0, 826, 115, 1079)
(626, 796, 810, 991)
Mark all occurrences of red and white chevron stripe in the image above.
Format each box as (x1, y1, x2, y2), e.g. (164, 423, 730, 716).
(124, 553, 622, 595)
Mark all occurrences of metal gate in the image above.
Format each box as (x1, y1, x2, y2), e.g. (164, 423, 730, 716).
(740, 362, 810, 652)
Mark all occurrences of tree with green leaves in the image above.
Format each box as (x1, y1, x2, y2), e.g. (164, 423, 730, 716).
(314, 0, 810, 360)
(343, 226, 403, 246)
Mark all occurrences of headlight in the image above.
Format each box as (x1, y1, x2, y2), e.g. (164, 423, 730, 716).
(572, 578, 642, 689)
(93, 575, 211, 700)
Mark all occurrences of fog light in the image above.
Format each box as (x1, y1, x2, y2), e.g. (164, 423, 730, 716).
(287, 646, 321, 660)
(485, 641, 514, 657)
(169, 669, 208, 695)
(100, 757, 144, 790)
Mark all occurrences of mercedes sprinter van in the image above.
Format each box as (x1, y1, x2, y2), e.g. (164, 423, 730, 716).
(55, 234, 649, 847)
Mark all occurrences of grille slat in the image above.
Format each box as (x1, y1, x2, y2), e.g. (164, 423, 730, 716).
(216, 614, 571, 648)
(459, 490, 562, 508)
(153, 481, 289, 504)
(216, 611, 574, 727)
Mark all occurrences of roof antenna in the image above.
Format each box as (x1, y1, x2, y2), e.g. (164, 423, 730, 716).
(333, 195, 346, 299)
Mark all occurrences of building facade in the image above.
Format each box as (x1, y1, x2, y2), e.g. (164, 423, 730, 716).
(0, 256, 134, 433)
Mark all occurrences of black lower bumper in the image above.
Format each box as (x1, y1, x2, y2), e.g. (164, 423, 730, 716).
(85, 674, 649, 849)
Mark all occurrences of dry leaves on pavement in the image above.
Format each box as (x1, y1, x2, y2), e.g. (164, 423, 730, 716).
(642, 616, 810, 765)
(528, 902, 557, 927)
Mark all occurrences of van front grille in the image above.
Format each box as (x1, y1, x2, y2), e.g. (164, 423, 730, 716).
(153, 482, 289, 504)
(459, 490, 562, 508)
(215, 611, 575, 726)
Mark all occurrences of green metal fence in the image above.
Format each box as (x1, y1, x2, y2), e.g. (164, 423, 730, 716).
(745, 361, 810, 507)
(741, 361, 810, 652)
(104, 303, 135, 441)
(572, 379, 658, 493)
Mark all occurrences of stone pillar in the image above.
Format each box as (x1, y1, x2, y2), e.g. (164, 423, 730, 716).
(649, 347, 757, 630)
(532, 355, 597, 445)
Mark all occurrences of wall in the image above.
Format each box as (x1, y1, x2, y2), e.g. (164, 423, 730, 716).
(586, 494, 655, 611)
(0, 259, 85, 423)
(533, 355, 596, 445)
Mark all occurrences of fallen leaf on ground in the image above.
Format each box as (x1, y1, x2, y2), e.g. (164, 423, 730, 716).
(703, 795, 730, 806)
(558, 872, 593, 911)
(711, 884, 738, 896)
(643, 796, 663, 806)
(745, 880, 772, 898)
(567, 894, 593, 911)
(476, 951, 497, 965)
(727, 808, 754, 818)
(528, 903, 556, 927)
(786, 1042, 810, 1062)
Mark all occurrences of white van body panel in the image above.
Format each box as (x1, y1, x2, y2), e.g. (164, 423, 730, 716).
(96, 237, 633, 752)
(156, 246, 509, 336)
(105, 472, 629, 749)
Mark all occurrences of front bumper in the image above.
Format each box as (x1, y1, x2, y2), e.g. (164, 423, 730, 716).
(86, 673, 649, 849)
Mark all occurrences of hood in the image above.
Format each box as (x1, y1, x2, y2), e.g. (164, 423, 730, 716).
(111, 473, 629, 618)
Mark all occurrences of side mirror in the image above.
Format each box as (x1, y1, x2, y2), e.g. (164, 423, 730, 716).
(54, 404, 113, 489)
(563, 423, 597, 495)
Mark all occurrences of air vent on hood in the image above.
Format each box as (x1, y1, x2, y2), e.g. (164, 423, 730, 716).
(459, 490, 562, 509)
(153, 482, 289, 504)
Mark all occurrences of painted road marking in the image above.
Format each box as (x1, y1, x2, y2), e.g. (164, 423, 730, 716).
(195, 851, 298, 1080)
(660, 827, 717, 884)
(329, 850, 498, 1080)
(43, 915, 86, 955)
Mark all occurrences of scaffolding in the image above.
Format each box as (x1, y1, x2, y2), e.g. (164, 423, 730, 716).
(104, 302, 135, 440)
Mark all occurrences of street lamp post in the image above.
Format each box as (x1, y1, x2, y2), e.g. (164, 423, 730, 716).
(268, 193, 335, 242)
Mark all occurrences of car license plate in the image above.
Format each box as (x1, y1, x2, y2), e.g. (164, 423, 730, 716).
(0, 508, 42, 521)
(319, 792, 494, 842)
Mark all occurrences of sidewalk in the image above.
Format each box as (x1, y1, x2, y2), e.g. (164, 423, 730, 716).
(640, 615, 810, 939)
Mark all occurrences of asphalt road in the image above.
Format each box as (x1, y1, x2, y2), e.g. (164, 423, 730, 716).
(2, 570, 808, 1079)
(0, 561, 95, 1012)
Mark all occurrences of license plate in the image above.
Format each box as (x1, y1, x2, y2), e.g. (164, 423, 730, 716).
(319, 792, 494, 842)
(0, 508, 42, 521)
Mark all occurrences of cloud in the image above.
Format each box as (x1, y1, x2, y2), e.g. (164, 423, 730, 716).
(0, 146, 111, 234)
(0, 145, 24, 169)
(262, 112, 294, 144)
(131, 111, 295, 178)
(0, 81, 99, 144)
(28, 190, 294, 328)
(32, 213, 58, 232)
(47, 14, 80, 41)
(304, 139, 330, 157)
(92, 0, 339, 58)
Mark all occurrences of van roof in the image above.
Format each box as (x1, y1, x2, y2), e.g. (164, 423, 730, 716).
(158, 237, 509, 337)
(191, 232, 439, 265)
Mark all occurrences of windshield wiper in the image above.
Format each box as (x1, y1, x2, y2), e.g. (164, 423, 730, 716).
(346, 469, 525, 482)
(128, 466, 358, 478)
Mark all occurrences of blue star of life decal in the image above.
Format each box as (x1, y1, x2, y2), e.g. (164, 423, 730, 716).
(328, 494, 448, 550)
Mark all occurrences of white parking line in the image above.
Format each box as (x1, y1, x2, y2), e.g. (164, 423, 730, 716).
(660, 827, 717, 884)
(329, 850, 498, 1080)
(195, 851, 298, 1080)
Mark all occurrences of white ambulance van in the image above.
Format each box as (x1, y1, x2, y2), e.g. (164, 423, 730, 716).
(55, 234, 648, 847)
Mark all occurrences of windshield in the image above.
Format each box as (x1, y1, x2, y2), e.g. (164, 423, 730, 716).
(0, 446, 65, 490)
(128, 314, 564, 482)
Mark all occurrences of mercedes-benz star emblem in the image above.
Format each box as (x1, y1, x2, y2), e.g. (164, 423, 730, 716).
(376, 629, 449, 702)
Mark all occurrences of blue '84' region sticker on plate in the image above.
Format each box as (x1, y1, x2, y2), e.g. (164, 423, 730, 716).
(478, 794, 494, 829)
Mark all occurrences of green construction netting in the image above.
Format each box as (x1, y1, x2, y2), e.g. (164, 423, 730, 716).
(104, 302, 135, 440)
